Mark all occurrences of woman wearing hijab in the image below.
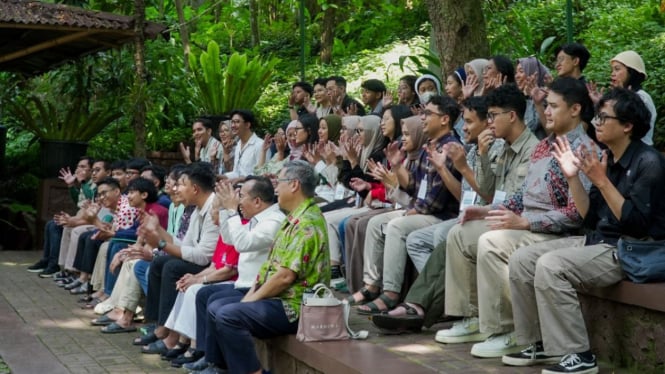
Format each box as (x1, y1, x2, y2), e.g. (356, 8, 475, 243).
(463, 58, 489, 99)
(323, 115, 389, 287)
(415, 74, 442, 104)
(515, 56, 552, 139)
(446, 67, 468, 141)
(343, 115, 428, 293)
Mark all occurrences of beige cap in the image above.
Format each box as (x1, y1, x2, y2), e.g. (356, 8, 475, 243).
(611, 51, 647, 78)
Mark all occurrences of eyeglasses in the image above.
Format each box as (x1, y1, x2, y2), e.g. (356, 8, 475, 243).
(231, 119, 243, 125)
(423, 109, 445, 117)
(594, 112, 621, 125)
(276, 178, 296, 183)
(487, 110, 512, 122)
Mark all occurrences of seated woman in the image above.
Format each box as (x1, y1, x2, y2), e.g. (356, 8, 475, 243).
(415, 74, 442, 105)
(397, 75, 419, 107)
(304, 114, 343, 203)
(343, 114, 427, 293)
(445, 67, 467, 140)
(313, 77, 334, 118)
(515, 56, 552, 139)
(463, 58, 489, 99)
(481, 55, 515, 95)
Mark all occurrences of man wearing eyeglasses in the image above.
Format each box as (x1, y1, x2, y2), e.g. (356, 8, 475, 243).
(200, 160, 329, 374)
(504, 88, 665, 374)
(373, 85, 539, 332)
(438, 78, 598, 359)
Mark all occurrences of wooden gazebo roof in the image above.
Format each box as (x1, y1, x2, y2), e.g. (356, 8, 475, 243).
(0, 0, 167, 75)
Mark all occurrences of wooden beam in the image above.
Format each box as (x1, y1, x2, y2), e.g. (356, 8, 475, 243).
(0, 30, 100, 63)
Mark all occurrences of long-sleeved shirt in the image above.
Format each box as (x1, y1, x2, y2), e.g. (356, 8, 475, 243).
(585, 141, 665, 245)
(476, 128, 539, 200)
(218, 204, 286, 288)
(224, 132, 263, 179)
(179, 193, 219, 266)
(404, 132, 461, 219)
(500, 124, 596, 234)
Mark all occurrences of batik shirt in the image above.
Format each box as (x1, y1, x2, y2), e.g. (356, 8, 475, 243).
(499, 124, 596, 234)
(254, 198, 330, 323)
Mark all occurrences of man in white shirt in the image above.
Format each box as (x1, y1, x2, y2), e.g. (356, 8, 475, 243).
(181, 175, 285, 370)
(224, 109, 263, 181)
(139, 162, 219, 355)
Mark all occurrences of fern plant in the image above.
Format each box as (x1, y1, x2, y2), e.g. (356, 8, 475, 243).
(6, 94, 122, 142)
(189, 40, 280, 115)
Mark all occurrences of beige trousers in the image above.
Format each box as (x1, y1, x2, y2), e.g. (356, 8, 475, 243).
(91, 242, 109, 290)
(445, 219, 559, 334)
(324, 207, 369, 263)
(509, 236, 622, 356)
(58, 225, 94, 270)
(362, 210, 404, 287)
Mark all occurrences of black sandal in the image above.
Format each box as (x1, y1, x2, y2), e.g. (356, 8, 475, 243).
(344, 286, 380, 306)
(372, 303, 425, 333)
(356, 293, 399, 315)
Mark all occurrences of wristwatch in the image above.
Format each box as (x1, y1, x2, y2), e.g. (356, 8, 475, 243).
(157, 239, 167, 250)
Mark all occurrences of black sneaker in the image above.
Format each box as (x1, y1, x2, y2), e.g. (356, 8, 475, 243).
(27, 259, 48, 273)
(39, 265, 61, 278)
(53, 270, 70, 280)
(542, 352, 598, 374)
(502, 341, 562, 366)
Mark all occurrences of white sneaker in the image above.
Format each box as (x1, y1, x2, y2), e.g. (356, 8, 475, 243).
(470, 332, 526, 358)
(434, 317, 491, 344)
(94, 299, 113, 315)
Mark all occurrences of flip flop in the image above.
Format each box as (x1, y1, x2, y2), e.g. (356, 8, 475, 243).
(141, 339, 168, 355)
(101, 322, 137, 334)
(90, 314, 115, 326)
(356, 293, 399, 315)
(372, 303, 424, 332)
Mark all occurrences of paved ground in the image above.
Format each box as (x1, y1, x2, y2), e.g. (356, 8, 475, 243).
(0, 250, 624, 374)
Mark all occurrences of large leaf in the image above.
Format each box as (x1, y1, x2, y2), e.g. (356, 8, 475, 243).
(189, 41, 280, 115)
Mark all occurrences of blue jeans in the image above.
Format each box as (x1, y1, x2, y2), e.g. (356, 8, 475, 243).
(206, 290, 298, 373)
(133, 260, 150, 295)
(104, 241, 130, 295)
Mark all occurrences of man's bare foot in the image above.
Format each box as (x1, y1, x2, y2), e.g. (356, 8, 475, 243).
(387, 302, 424, 317)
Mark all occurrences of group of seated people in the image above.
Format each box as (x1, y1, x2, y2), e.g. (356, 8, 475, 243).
(27, 42, 664, 374)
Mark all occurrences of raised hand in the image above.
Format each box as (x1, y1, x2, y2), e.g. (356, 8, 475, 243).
(214, 180, 240, 211)
(274, 132, 286, 154)
(382, 90, 395, 107)
(447, 143, 468, 172)
(477, 128, 494, 156)
(349, 177, 371, 192)
(576, 142, 608, 187)
(58, 167, 76, 186)
(426, 142, 448, 171)
(179, 142, 192, 163)
(462, 74, 479, 99)
(384, 141, 404, 167)
(586, 81, 604, 105)
(551, 136, 581, 179)
(262, 133, 273, 153)
(347, 102, 358, 116)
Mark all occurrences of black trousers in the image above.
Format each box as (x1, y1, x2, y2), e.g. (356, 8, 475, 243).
(145, 255, 207, 325)
(72, 230, 104, 273)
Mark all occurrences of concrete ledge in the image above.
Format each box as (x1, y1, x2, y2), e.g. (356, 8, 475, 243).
(581, 280, 665, 312)
(256, 335, 436, 374)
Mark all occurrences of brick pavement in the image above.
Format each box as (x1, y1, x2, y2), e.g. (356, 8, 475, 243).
(0, 250, 623, 374)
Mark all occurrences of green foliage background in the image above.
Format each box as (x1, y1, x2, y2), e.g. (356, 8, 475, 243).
(1, 0, 664, 205)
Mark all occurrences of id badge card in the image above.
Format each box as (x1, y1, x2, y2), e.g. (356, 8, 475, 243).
(492, 190, 507, 205)
(417, 177, 428, 200)
(334, 183, 346, 200)
(460, 190, 477, 211)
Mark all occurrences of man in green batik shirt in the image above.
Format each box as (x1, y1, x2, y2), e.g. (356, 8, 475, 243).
(201, 160, 329, 374)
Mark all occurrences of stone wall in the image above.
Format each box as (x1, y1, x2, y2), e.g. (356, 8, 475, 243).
(580, 293, 665, 371)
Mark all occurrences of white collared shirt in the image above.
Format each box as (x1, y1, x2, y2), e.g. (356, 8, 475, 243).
(180, 193, 219, 266)
(224, 132, 263, 179)
(218, 203, 285, 288)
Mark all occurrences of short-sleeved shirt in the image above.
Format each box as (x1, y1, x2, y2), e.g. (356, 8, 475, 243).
(112, 194, 138, 231)
(254, 198, 330, 322)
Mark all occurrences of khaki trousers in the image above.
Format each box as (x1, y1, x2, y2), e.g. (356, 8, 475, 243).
(445, 220, 558, 334)
(509, 236, 622, 356)
(107, 258, 143, 313)
(58, 225, 94, 270)
(362, 210, 404, 287)
(382, 214, 442, 293)
(91, 242, 109, 291)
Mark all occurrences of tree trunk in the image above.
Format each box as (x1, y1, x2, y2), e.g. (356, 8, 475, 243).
(320, 0, 336, 64)
(132, 0, 147, 157)
(175, 0, 191, 71)
(424, 0, 489, 78)
(249, 0, 260, 47)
